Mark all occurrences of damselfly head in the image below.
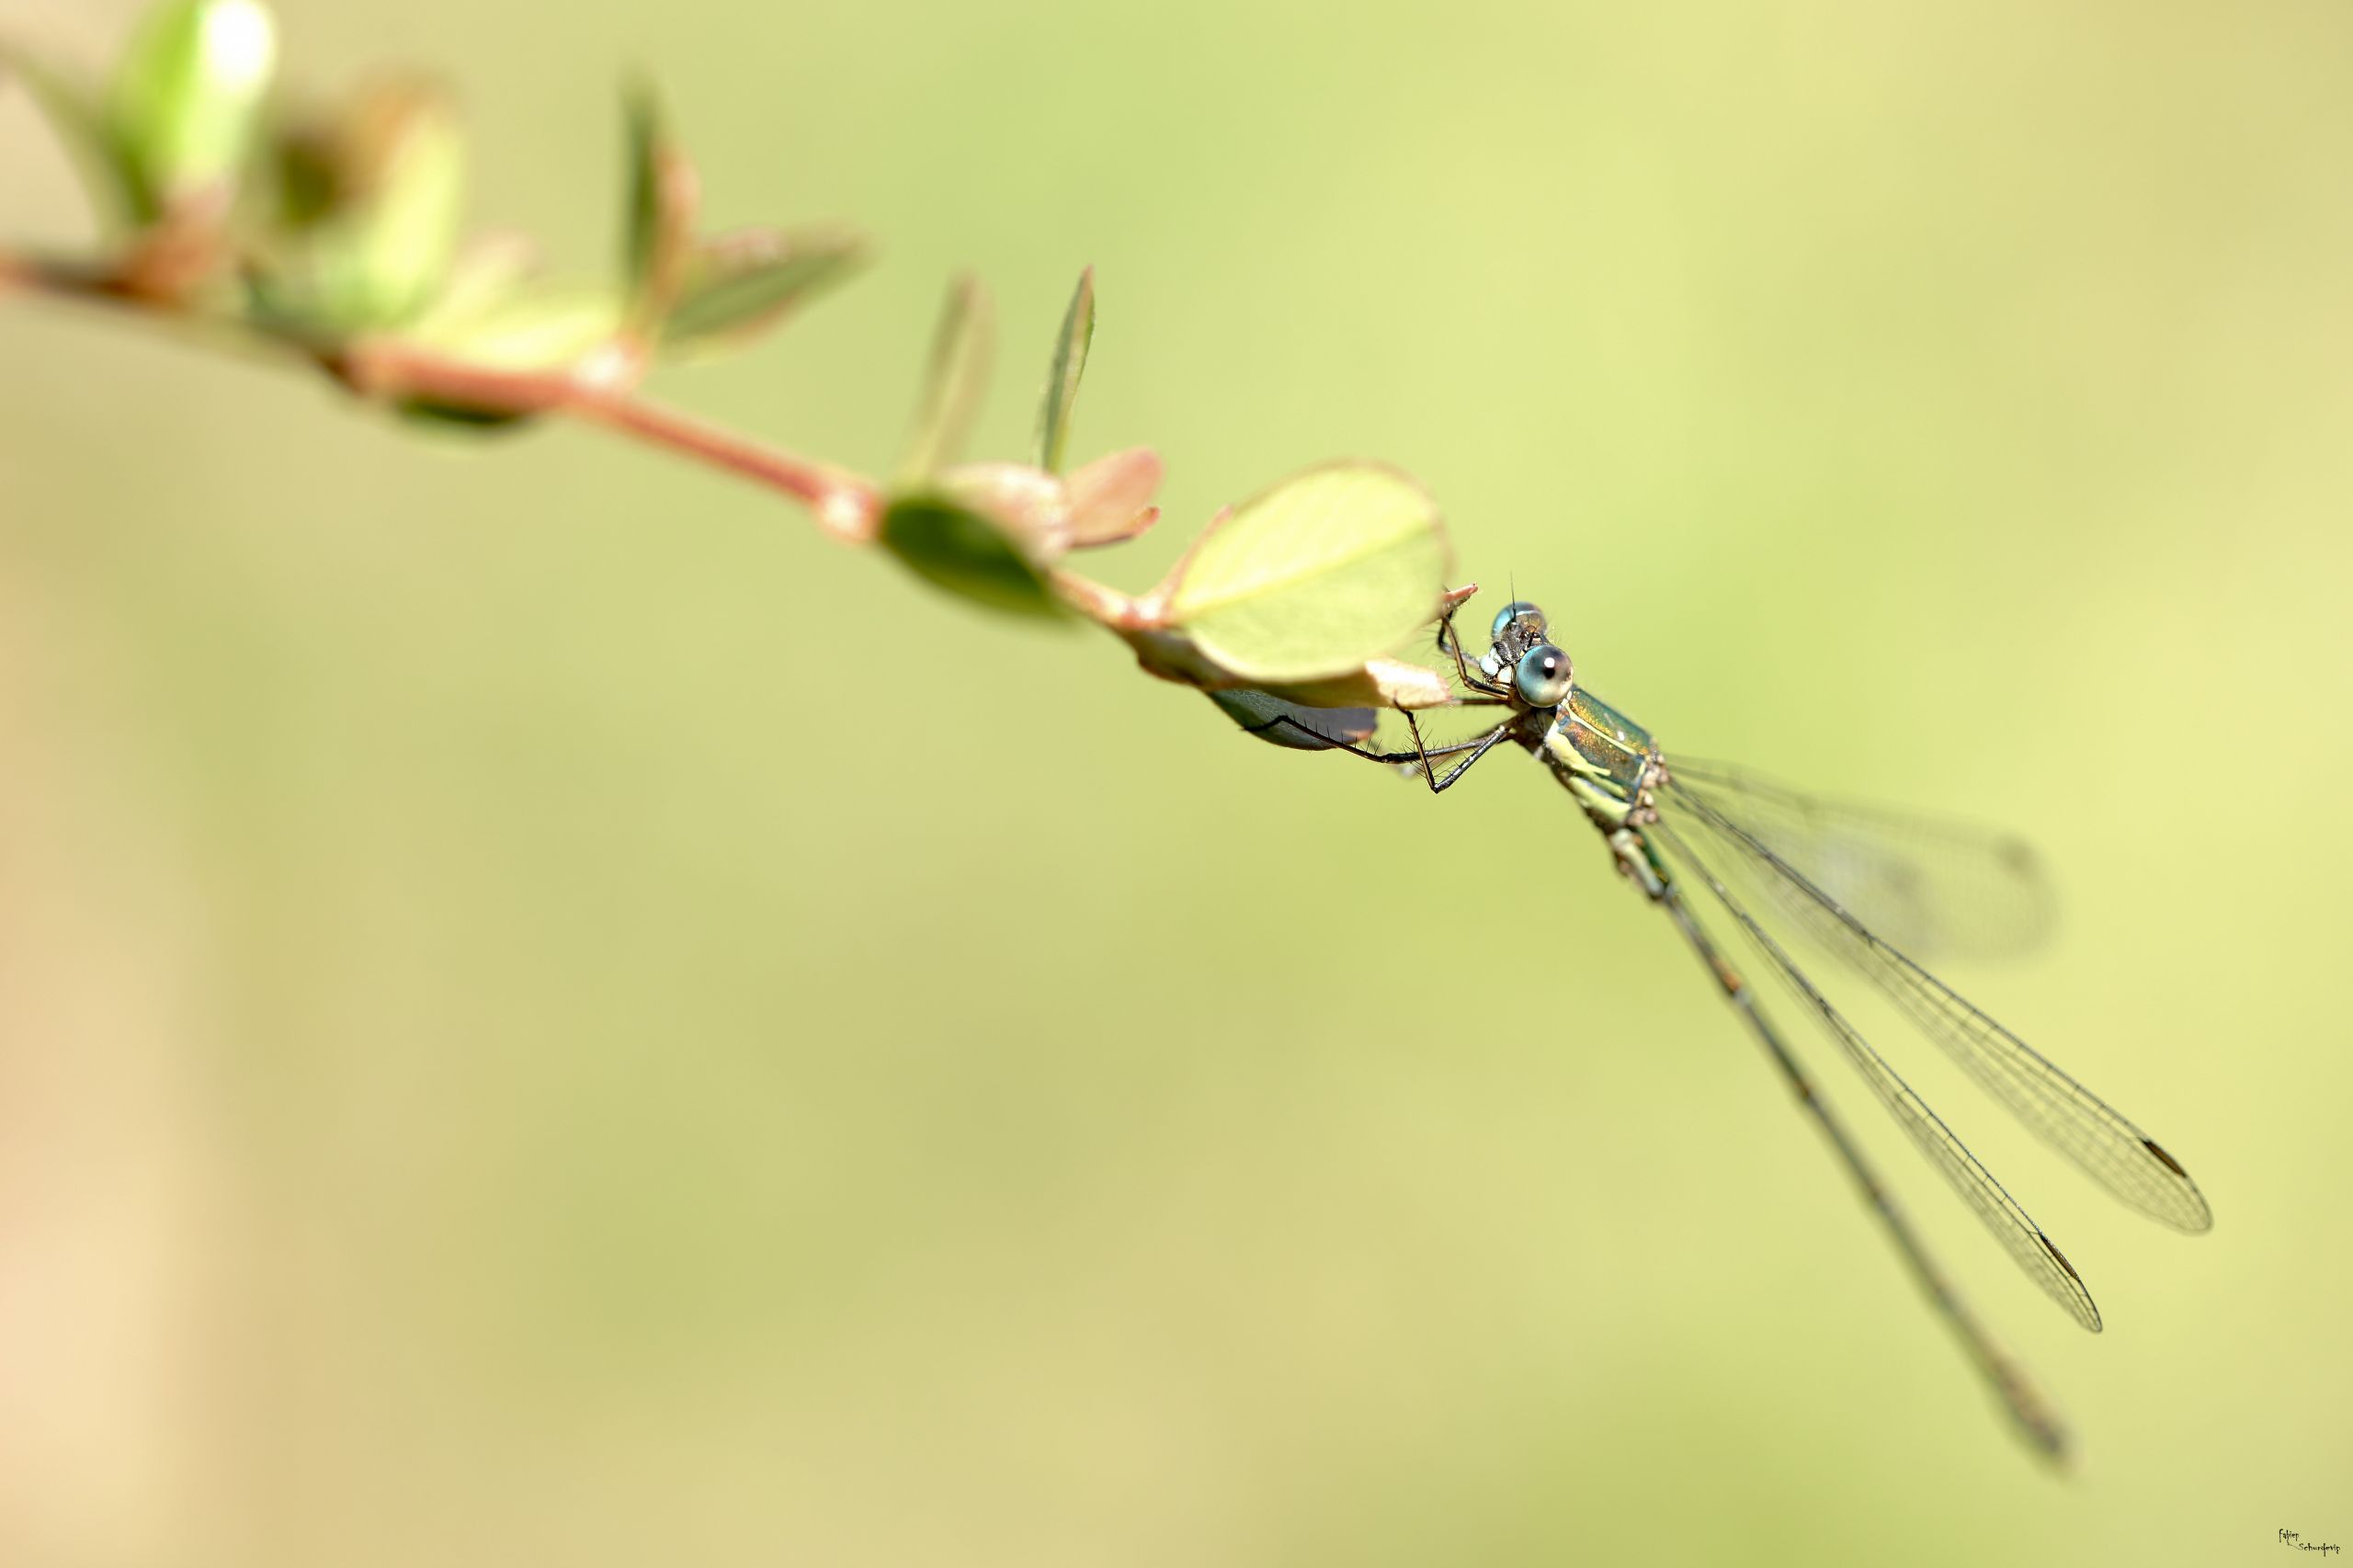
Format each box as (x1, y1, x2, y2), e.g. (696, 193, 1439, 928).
(1479, 599, 1570, 707)
(1513, 642, 1573, 708)
(1488, 600, 1548, 653)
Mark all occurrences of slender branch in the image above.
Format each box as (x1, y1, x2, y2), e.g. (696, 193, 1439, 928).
(564, 385, 879, 541)
(1047, 564, 1145, 626)
(2, 244, 885, 541)
(0, 249, 74, 293)
(9, 234, 1391, 732)
(0, 246, 324, 367)
(6, 241, 1151, 649)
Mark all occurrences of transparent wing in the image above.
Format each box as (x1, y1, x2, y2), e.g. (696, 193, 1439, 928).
(1664, 778, 2213, 1234)
(1651, 820, 2103, 1333)
(1643, 844, 2074, 1458)
(1665, 758, 2055, 962)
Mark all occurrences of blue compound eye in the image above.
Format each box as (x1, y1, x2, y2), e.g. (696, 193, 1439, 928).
(1489, 600, 1548, 644)
(1514, 643, 1573, 707)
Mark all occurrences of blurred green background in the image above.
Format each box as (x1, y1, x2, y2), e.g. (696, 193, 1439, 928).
(5, 0, 2350, 1562)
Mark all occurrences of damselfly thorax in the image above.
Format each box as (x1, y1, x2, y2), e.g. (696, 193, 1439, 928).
(1540, 687, 1666, 835)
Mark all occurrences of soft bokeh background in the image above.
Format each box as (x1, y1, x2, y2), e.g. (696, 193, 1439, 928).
(4, 0, 2349, 1562)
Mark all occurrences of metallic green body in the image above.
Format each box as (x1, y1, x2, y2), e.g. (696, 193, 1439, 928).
(1540, 687, 1662, 829)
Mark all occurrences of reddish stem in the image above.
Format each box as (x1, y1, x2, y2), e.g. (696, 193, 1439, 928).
(3, 246, 885, 542)
(564, 386, 879, 541)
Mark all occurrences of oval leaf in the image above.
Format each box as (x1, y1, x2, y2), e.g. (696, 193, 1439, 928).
(107, 0, 277, 219)
(938, 462, 1072, 562)
(429, 230, 539, 317)
(1163, 461, 1449, 683)
(1064, 444, 1161, 547)
(407, 278, 623, 372)
(879, 493, 1064, 619)
(344, 84, 466, 326)
(660, 227, 866, 355)
(898, 276, 990, 481)
(250, 78, 467, 334)
(388, 278, 626, 427)
(1107, 621, 1450, 715)
(1259, 656, 1452, 710)
(1031, 267, 1093, 472)
(392, 399, 537, 433)
(620, 79, 695, 335)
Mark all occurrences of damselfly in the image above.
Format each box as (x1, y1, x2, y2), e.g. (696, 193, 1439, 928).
(1246, 589, 2211, 1460)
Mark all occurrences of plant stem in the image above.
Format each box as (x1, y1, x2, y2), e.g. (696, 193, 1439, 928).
(3, 244, 1149, 640)
(1, 244, 883, 541)
(565, 386, 879, 541)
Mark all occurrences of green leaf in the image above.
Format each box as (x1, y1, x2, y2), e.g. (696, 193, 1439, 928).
(248, 79, 467, 335)
(346, 88, 465, 325)
(1114, 620, 1452, 710)
(620, 79, 695, 335)
(392, 398, 538, 434)
(386, 278, 623, 429)
(106, 0, 278, 220)
(1209, 690, 1379, 751)
(1, 44, 139, 227)
(1162, 461, 1449, 684)
(428, 230, 539, 319)
(937, 463, 1072, 562)
(879, 493, 1065, 619)
(659, 227, 867, 355)
(621, 83, 662, 291)
(1259, 657, 1452, 710)
(1031, 267, 1094, 472)
(407, 278, 624, 371)
(898, 275, 991, 482)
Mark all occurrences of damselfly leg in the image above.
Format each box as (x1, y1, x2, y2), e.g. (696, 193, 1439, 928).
(1245, 711, 1520, 794)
